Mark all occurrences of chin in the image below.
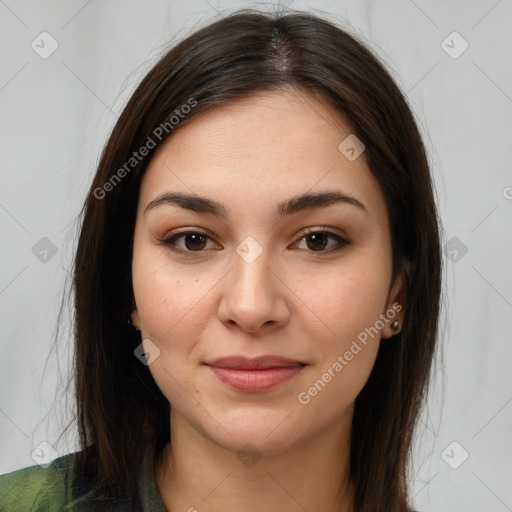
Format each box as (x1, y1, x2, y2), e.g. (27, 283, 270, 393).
(204, 408, 306, 456)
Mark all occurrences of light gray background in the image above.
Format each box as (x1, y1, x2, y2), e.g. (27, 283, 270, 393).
(1, 1, 511, 510)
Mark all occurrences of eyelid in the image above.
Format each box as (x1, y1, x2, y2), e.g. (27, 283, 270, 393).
(160, 226, 350, 254)
(293, 226, 350, 251)
(161, 228, 219, 253)
(300, 226, 347, 239)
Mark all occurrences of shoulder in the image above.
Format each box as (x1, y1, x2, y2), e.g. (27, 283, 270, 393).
(0, 452, 75, 511)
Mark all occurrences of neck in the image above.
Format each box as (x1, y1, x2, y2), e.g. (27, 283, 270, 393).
(155, 409, 354, 512)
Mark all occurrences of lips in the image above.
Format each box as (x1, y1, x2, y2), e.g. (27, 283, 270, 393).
(204, 356, 306, 392)
(204, 355, 305, 370)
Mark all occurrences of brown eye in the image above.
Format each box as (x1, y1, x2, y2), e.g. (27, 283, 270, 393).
(305, 232, 329, 251)
(182, 233, 207, 251)
(162, 231, 217, 252)
(296, 229, 349, 253)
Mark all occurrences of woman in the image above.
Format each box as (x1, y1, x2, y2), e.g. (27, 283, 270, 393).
(0, 8, 442, 512)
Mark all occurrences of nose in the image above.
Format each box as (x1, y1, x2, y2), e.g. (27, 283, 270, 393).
(217, 244, 290, 333)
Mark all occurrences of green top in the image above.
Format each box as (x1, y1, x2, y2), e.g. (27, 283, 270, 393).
(0, 448, 167, 511)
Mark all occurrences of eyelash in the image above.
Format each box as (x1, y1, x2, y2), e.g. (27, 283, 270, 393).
(160, 227, 350, 255)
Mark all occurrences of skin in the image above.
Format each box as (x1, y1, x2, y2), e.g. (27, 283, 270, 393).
(131, 88, 408, 512)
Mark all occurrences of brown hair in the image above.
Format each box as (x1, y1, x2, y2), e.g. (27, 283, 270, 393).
(59, 8, 442, 511)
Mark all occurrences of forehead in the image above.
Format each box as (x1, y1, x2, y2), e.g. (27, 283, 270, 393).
(138, 89, 386, 221)
(151, 88, 354, 162)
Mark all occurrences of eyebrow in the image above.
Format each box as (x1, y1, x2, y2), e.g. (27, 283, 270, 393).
(143, 190, 368, 218)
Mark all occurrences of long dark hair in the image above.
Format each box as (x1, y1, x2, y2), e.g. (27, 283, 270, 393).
(59, 8, 442, 511)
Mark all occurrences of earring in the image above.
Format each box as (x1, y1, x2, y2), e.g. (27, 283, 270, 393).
(128, 318, 141, 332)
(391, 320, 400, 331)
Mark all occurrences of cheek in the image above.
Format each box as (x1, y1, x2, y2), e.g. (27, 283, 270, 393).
(132, 247, 215, 338)
(292, 261, 389, 409)
(294, 260, 390, 346)
(131, 253, 222, 400)
(131, 252, 217, 405)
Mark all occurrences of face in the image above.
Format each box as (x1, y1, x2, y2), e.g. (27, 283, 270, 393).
(131, 88, 406, 455)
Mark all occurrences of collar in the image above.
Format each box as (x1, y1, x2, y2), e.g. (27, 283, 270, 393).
(137, 443, 168, 512)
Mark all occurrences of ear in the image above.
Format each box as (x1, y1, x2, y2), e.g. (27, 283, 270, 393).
(381, 260, 410, 339)
(131, 309, 141, 329)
